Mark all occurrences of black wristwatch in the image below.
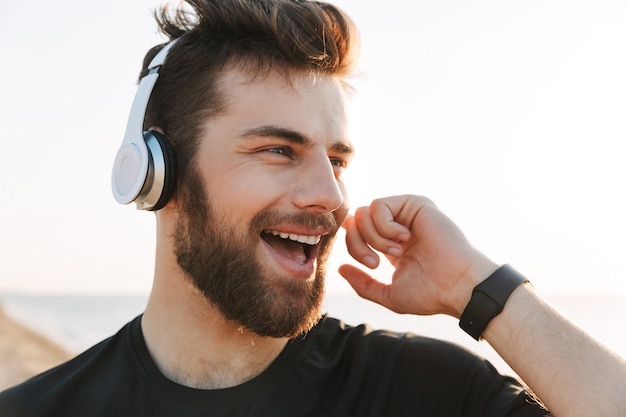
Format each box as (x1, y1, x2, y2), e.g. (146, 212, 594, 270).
(459, 264, 529, 341)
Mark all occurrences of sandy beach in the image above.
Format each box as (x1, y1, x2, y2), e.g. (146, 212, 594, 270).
(0, 305, 72, 391)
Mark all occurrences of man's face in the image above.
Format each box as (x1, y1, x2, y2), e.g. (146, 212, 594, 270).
(173, 68, 353, 338)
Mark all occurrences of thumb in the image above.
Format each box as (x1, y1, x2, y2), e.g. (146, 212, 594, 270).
(338, 264, 396, 312)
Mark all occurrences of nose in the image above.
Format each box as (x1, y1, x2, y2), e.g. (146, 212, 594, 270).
(292, 153, 345, 214)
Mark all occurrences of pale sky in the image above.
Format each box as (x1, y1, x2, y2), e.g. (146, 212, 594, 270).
(1, 0, 625, 296)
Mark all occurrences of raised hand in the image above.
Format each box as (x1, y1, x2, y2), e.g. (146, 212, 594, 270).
(339, 195, 498, 318)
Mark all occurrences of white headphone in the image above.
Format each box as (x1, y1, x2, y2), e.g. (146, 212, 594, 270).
(111, 39, 179, 211)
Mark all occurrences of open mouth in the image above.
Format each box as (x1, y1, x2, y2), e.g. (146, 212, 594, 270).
(261, 230, 322, 265)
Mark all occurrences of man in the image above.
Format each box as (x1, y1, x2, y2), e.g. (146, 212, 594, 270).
(1, 0, 624, 415)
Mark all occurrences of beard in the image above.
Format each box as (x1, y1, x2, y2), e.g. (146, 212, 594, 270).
(173, 169, 338, 338)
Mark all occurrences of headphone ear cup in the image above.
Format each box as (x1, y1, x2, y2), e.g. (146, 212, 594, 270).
(111, 141, 149, 205)
(140, 130, 177, 211)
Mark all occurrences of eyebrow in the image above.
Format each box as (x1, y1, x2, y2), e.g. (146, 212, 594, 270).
(242, 125, 355, 155)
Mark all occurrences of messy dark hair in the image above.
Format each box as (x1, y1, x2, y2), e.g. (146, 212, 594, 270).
(139, 0, 359, 200)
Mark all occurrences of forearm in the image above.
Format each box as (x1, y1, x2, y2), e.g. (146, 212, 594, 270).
(483, 284, 626, 416)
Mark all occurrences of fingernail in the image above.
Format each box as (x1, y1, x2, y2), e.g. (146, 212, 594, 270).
(387, 246, 403, 257)
(363, 256, 377, 268)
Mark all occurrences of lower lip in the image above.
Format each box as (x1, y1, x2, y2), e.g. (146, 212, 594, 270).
(260, 240, 316, 280)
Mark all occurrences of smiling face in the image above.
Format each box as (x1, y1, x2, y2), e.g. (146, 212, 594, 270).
(172, 67, 354, 338)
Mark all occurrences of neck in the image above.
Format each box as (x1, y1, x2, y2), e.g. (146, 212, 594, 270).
(142, 265, 288, 389)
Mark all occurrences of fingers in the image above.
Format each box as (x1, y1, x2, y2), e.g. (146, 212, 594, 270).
(343, 197, 412, 269)
(368, 197, 413, 243)
(343, 215, 380, 268)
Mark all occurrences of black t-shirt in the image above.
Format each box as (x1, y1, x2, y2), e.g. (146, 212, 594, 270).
(0, 316, 549, 416)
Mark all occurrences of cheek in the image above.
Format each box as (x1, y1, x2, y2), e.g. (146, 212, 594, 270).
(206, 171, 282, 218)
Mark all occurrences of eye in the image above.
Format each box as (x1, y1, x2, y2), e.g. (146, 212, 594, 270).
(330, 157, 349, 169)
(266, 146, 293, 158)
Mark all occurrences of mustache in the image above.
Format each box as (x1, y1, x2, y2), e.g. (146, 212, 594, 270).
(252, 210, 339, 234)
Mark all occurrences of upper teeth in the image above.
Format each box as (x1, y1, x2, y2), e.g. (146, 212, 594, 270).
(265, 230, 321, 246)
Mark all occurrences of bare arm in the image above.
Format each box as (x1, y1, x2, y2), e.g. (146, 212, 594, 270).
(484, 284, 626, 416)
(339, 195, 626, 416)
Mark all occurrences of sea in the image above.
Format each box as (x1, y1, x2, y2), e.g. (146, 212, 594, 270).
(1, 292, 625, 378)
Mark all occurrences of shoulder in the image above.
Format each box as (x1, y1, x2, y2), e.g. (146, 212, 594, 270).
(0, 317, 141, 416)
(314, 315, 479, 361)
(310, 316, 548, 415)
(308, 315, 490, 383)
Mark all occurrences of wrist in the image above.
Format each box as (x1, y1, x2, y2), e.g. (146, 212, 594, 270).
(450, 258, 499, 318)
(459, 264, 530, 341)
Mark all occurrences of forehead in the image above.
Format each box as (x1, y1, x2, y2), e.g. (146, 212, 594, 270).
(214, 67, 352, 143)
